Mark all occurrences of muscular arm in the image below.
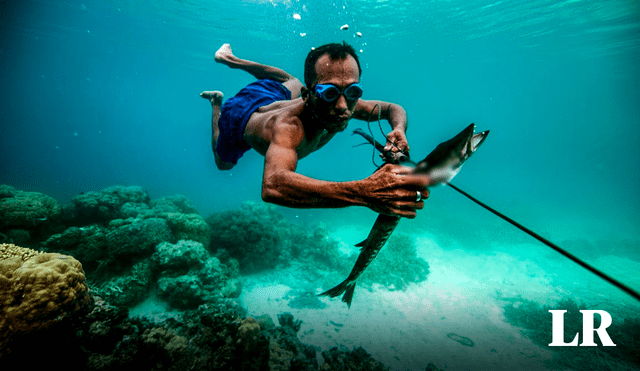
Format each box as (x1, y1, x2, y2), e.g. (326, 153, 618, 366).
(353, 99, 410, 154)
(353, 99, 407, 131)
(261, 118, 427, 218)
(261, 122, 364, 209)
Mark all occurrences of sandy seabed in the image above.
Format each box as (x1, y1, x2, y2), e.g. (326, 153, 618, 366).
(239, 226, 640, 371)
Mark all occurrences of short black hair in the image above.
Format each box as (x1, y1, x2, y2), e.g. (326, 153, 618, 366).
(304, 42, 362, 88)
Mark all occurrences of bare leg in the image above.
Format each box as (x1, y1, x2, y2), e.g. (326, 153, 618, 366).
(200, 91, 234, 170)
(215, 44, 303, 98)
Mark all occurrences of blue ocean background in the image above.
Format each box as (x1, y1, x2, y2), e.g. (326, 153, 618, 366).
(1, 0, 639, 369)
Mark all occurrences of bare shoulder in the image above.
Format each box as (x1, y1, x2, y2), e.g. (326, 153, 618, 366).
(245, 99, 306, 154)
(271, 112, 305, 147)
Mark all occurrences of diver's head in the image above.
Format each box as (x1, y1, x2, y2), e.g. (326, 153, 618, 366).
(302, 42, 363, 132)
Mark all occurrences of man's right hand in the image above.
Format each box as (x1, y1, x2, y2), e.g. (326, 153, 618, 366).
(359, 164, 429, 218)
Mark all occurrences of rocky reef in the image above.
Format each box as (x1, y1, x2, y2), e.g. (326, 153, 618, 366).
(206, 202, 347, 276)
(1, 290, 389, 370)
(359, 233, 429, 291)
(0, 185, 62, 244)
(206, 201, 430, 296)
(0, 184, 420, 370)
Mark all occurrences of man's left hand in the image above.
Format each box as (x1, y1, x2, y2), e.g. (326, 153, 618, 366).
(384, 129, 410, 156)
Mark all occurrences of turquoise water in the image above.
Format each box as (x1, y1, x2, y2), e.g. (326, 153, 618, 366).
(1, 0, 639, 369)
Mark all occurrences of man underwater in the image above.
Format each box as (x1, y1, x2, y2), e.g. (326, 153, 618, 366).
(201, 42, 428, 218)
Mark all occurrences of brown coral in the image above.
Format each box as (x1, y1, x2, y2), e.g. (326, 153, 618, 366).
(0, 243, 92, 353)
(236, 317, 269, 371)
(0, 242, 44, 261)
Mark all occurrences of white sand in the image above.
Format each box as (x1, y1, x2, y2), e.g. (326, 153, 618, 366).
(239, 228, 602, 371)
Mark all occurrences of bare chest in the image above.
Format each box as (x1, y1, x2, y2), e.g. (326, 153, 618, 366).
(297, 130, 335, 158)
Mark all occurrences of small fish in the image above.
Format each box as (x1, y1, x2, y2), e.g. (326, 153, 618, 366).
(32, 216, 48, 226)
(319, 123, 489, 307)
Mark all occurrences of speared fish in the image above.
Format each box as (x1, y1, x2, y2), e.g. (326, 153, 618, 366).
(318, 123, 489, 307)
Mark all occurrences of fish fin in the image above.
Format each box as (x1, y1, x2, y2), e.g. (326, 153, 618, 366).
(342, 282, 356, 308)
(318, 280, 349, 298)
(355, 239, 367, 248)
(318, 281, 357, 308)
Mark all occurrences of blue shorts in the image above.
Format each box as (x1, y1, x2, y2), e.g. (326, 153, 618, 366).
(216, 79, 292, 164)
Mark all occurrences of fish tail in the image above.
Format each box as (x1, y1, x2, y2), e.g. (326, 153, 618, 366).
(318, 280, 350, 298)
(341, 282, 356, 308)
(318, 280, 357, 308)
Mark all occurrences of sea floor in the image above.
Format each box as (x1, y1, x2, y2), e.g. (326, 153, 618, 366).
(239, 227, 640, 371)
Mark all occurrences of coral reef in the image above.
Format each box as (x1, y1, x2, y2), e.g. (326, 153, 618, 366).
(278, 312, 303, 332)
(1, 294, 390, 371)
(0, 243, 92, 354)
(0, 188, 61, 228)
(206, 202, 349, 278)
(235, 317, 270, 370)
(41, 186, 212, 279)
(206, 202, 430, 294)
(280, 223, 347, 272)
(64, 185, 151, 225)
(150, 240, 241, 310)
(207, 201, 285, 273)
(96, 260, 153, 307)
(0, 241, 44, 261)
(268, 315, 318, 371)
(503, 297, 640, 370)
(160, 212, 211, 247)
(320, 346, 390, 371)
(43, 225, 108, 271)
(0, 185, 17, 199)
(149, 195, 200, 214)
(152, 239, 209, 271)
(0, 185, 404, 370)
(106, 217, 173, 263)
(0, 186, 62, 243)
(0, 185, 238, 315)
(359, 233, 430, 290)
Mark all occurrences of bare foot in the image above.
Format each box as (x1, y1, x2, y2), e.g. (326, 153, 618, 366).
(200, 91, 223, 105)
(214, 43, 234, 65)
